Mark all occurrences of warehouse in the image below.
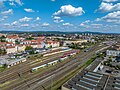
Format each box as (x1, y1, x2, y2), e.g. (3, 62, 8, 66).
(105, 77, 120, 90)
(7, 58, 26, 68)
(62, 70, 108, 90)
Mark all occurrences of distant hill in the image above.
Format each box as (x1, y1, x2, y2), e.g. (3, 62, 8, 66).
(0, 30, 119, 35)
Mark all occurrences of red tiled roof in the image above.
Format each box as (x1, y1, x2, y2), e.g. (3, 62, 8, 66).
(7, 35, 19, 39)
(6, 46, 15, 49)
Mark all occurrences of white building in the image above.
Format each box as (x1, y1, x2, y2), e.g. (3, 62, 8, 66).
(106, 50, 120, 57)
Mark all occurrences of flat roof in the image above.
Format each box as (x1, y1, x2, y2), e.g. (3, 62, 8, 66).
(63, 70, 107, 90)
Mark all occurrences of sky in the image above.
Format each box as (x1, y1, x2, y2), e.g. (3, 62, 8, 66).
(0, 0, 120, 33)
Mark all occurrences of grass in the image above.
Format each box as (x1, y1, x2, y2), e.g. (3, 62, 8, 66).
(0, 80, 16, 88)
(0, 66, 7, 72)
(85, 56, 96, 66)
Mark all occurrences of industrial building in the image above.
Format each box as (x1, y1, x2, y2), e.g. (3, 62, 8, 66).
(62, 70, 108, 90)
(105, 76, 120, 90)
(62, 58, 120, 90)
(106, 50, 120, 57)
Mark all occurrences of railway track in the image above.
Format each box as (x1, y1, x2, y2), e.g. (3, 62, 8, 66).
(1, 44, 107, 90)
(0, 50, 73, 84)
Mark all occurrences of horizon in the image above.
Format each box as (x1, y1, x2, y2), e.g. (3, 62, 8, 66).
(1, 30, 120, 34)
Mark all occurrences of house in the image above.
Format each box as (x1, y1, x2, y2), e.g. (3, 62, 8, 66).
(45, 40, 60, 48)
(0, 42, 6, 49)
(6, 35, 20, 43)
(63, 39, 88, 46)
(16, 45, 26, 52)
(6, 46, 17, 54)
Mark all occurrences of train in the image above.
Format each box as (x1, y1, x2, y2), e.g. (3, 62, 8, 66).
(31, 50, 80, 72)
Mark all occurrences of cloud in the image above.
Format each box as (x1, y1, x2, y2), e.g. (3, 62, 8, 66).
(91, 24, 103, 28)
(79, 23, 90, 28)
(54, 19, 64, 23)
(103, 0, 118, 2)
(19, 17, 32, 22)
(0, 16, 8, 21)
(1, 9, 13, 14)
(11, 21, 18, 25)
(51, 0, 55, 2)
(14, 0, 23, 6)
(79, 20, 91, 27)
(24, 8, 35, 12)
(98, 2, 120, 12)
(53, 16, 61, 20)
(53, 16, 64, 23)
(63, 23, 73, 26)
(36, 17, 40, 21)
(53, 5, 85, 16)
(82, 20, 90, 24)
(9, 2, 16, 6)
(21, 24, 29, 27)
(42, 23, 50, 27)
(96, 11, 120, 23)
(0, 0, 23, 7)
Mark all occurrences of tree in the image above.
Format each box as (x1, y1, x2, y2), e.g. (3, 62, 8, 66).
(15, 40, 20, 44)
(0, 35, 6, 39)
(0, 49, 7, 55)
(29, 50, 35, 55)
(25, 46, 33, 51)
(25, 37, 34, 40)
(49, 45, 52, 48)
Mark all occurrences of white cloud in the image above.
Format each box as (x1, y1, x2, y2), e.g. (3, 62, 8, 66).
(53, 16, 61, 20)
(0, 0, 23, 6)
(54, 19, 64, 23)
(42, 23, 50, 27)
(95, 18, 101, 21)
(53, 5, 85, 16)
(79, 20, 91, 28)
(63, 23, 73, 26)
(9, 2, 16, 6)
(21, 24, 29, 27)
(96, 11, 120, 23)
(36, 17, 40, 20)
(11, 21, 18, 25)
(1, 9, 13, 14)
(0, 16, 8, 21)
(51, 0, 55, 2)
(53, 16, 64, 23)
(19, 17, 32, 22)
(3, 16, 8, 19)
(79, 23, 90, 28)
(91, 23, 103, 26)
(24, 8, 35, 12)
(103, 11, 120, 19)
(103, 0, 118, 2)
(98, 2, 120, 12)
(14, 0, 23, 6)
(82, 20, 90, 24)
